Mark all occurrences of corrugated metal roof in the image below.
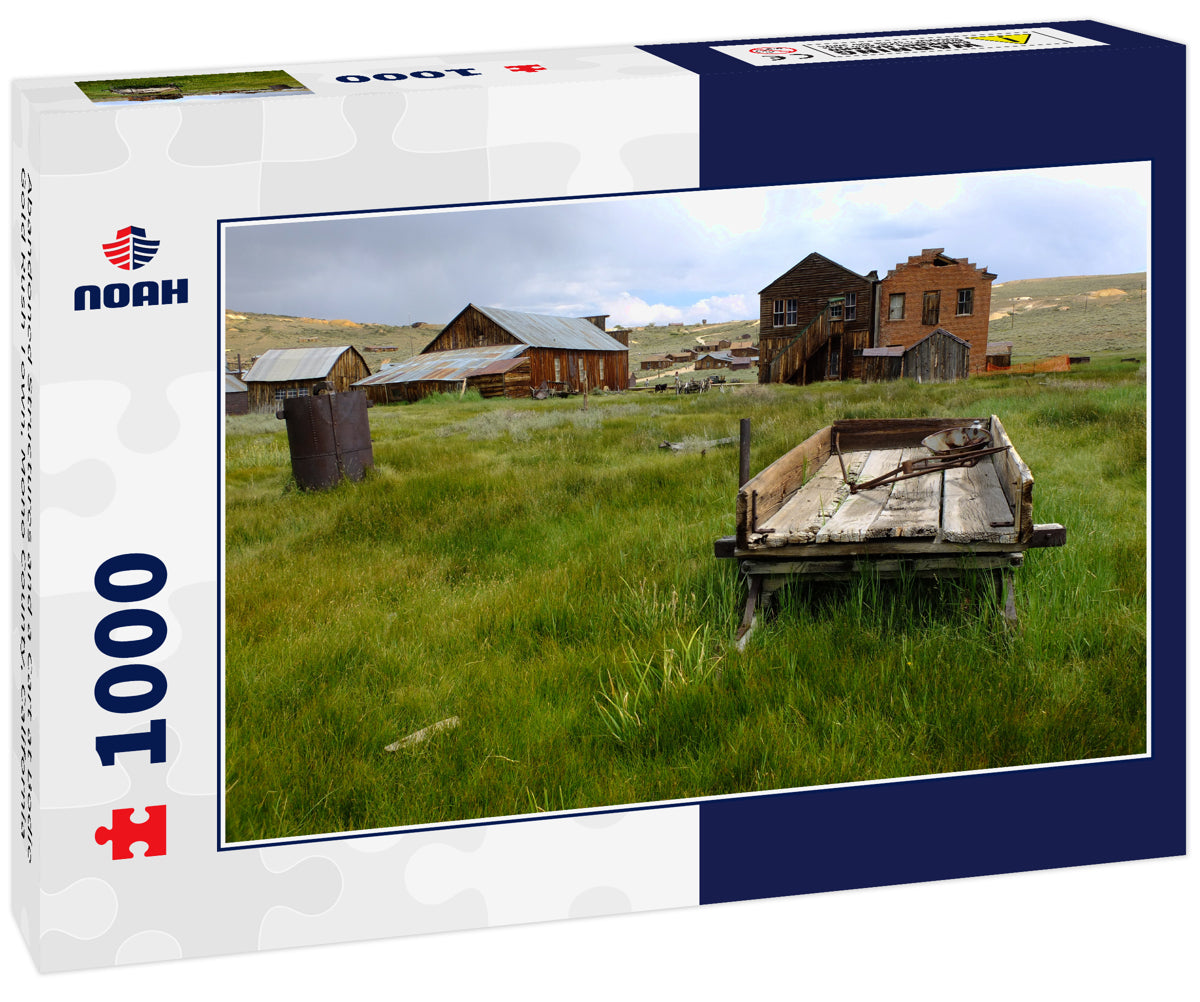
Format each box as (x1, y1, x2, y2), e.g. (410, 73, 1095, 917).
(354, 344, 527, 385)
(243, 346, 355, 382)
(225, 372, 248, 392)
(473, 304, 628, 352)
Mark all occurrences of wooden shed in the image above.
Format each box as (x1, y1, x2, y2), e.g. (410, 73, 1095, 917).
(640, 354, 674, 371)
(353, 344, 531, 403)
(242, 345, 370, 411)
(863, 328, 970, 383)
(986, 342, 1013, 369)
(224, 372, 249, 415)
(423, 304, 628, 392)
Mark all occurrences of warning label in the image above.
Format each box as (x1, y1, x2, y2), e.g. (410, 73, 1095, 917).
(713, 27, 1104, 67)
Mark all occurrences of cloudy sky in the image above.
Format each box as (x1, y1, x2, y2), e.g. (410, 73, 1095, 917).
(223, 162, 1149, 326)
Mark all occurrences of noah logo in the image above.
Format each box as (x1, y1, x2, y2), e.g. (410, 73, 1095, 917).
(102, 225, 160, 270)
(74, 225, 188, 311)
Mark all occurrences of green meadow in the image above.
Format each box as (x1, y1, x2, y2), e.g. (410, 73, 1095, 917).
(223, 357, 1146, 841)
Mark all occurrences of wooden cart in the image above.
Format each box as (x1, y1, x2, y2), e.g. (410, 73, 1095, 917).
(716, 416, 1066, 645)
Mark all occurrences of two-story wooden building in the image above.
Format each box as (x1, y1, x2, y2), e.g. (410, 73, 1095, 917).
(758, 252, 878, 385)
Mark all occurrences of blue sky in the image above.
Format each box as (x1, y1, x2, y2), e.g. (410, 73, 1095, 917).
(224, 161, 1149, 326)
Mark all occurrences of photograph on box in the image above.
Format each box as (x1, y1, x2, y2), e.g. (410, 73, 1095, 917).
(220, 162, 1148, 845)
(75, 68, 310, 104)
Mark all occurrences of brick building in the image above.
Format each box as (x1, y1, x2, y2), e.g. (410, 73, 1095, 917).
(877, 249, 996, 375)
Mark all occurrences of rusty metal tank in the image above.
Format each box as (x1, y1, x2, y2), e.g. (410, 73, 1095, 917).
(277, 387, 373, 489)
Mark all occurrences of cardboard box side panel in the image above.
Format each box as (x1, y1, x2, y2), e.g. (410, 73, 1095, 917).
(11, 85, 41, 966)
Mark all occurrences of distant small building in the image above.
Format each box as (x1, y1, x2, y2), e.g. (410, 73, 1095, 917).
(694, 351, 733, 370)
(986, 341, 1013, 369)
(224, 372, 249, 415)
(640, 354, 674, 371)
(242, 345, 370, 410)
(728, 339, 756, 357)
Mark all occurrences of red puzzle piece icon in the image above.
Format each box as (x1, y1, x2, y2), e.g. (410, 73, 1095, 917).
(95, 805, 167, 860)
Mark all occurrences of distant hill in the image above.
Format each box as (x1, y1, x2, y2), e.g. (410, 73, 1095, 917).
(987, 272, 1146, 359)
(224, 312, 438, 373)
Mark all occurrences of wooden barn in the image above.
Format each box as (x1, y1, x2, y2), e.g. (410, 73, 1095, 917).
(423, 304, 628, 392)
(224, 372, 249, 415)
(861, 328, 970, 383)
(354, 344, 532, 402)
(640, 354, 673, 371)
(758, 252, 878, 385)
(729, 339, 757, 357)
(878, 248, 995, 375)
(242, 345, 370, 411)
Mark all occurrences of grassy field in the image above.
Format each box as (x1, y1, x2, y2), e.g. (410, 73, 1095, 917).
(77, 70, 308, 102)
(224, 355, 1146, 841)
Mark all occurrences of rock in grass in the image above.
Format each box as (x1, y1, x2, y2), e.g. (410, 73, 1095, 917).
(385, 716, 460, 752)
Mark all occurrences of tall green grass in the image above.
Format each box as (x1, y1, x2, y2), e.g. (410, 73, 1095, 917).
(224, 357, 1146, 840)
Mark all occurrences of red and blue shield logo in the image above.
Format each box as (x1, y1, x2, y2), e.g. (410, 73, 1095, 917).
(102, 225, 160, 270)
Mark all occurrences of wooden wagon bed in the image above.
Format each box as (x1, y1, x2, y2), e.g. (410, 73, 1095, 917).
(718, 416, 1065, 644)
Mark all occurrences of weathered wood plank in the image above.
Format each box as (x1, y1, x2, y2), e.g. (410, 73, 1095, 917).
(742, 553, 1024, 579)
(815, 449, 904, 543)
(757, 452, 867, 544)
(1029, 523, 1067, 547)
(989, 414, 1034, 542)
(736, 537, 1033, 559)
(737, 425, 832, 542)
(831, 417, 985, 452)
(865, 446, 943, 538)
(941, 458, 1018, 544)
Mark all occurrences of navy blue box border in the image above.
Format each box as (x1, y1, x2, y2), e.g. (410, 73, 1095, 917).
(216, 22, 1184, 902)
(641, 19, 1185, 904)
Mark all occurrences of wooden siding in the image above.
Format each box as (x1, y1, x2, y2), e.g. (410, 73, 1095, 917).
(759, 252, 876, 383)
(246, 348, 371, 410)
(424, 306, 627, 390)
(525, 346, 627, 391)
(902, 330, 970, 382)
(225, 391, 249, 415)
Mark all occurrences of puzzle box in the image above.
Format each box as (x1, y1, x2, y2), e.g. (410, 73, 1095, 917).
(11, 20, 1184, 971)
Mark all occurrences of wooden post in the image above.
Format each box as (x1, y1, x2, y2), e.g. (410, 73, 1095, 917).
(739, 418, 751, 487)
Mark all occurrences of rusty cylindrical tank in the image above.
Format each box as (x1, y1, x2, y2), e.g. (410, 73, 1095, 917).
(277, 387, 373, 489)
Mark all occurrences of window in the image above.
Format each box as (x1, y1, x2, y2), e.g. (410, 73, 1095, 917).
(786, 299, 797, 325)
(554, 357, 562, 382)
(274, 386, 310, 401)
(889, 293, 905, 320)
(957, 288, 974, 316)
(844, 292, 857, 321)
(829, 297, 843, 320)
(922, 290, 940, 326)
(773, 299, 785, 327)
